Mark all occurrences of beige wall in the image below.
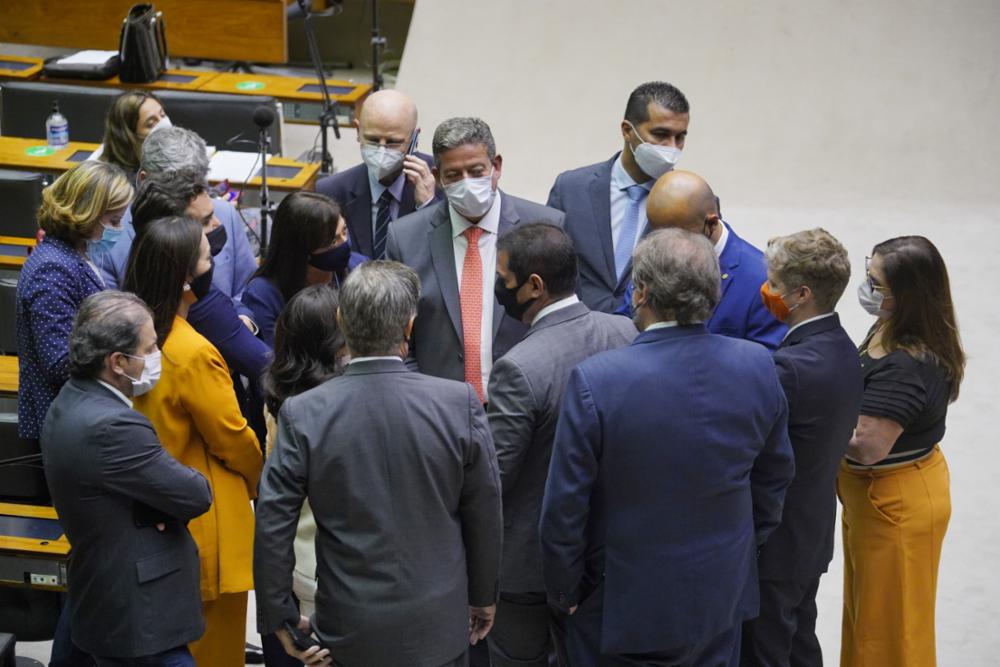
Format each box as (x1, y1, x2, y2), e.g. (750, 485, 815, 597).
(398, 0, 1000, 208)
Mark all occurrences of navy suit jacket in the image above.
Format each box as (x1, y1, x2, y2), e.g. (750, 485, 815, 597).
(758, 314, 863, 582)
(618, 223, 787, 350)
(546, 155, 627, 313)
(315, 152, 439, 259)
(540, 324, 794, 655)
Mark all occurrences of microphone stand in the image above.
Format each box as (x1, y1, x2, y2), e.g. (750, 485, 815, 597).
(371, 0, 386, 92)
(296, 0, 339, 175)
(258, 125, 273, 257)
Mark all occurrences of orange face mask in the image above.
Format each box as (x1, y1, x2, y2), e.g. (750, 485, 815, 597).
(760, 281, 796, 322)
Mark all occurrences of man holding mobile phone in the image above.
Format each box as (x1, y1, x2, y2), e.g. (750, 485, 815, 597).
(316, 89, 442, 260)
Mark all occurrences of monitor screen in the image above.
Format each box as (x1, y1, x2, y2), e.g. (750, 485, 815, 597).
(297, 84, 356, 97)
(0, 60, 35, 72)
(159, 73, 197, 84)
(0, 514, 64, 541)
(255, 166, 301, 180)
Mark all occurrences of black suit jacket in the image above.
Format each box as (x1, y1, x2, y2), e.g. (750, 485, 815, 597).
(40, 378, 212, 658)
(386, 192, 565, 384)
(315, 151, 438, 258)
(757, 314, 864, 581)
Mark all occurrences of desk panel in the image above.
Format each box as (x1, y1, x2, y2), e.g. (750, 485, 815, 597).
(198, 72, 371, 114)
(0, 356, 18, 397)
(42, 69, 220, 92)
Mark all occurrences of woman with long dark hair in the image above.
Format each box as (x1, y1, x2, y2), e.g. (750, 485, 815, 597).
(123, 216, 262, 667)
(242, 191, 351, 347)
(259, 284, 347, 666)
(839, 235, 965, 667)
(99, 90, 170, 181)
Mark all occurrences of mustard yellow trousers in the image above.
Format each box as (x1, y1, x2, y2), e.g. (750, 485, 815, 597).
(189, 592, 248, 667)
(837, 446, 950, 667)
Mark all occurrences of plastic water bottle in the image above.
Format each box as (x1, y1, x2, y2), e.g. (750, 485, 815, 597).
(46, 102, 69, 149)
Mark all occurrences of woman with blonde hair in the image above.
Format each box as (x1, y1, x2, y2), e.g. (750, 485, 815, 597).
(99, 90, 171, 180)
(16, 160, 132, 445)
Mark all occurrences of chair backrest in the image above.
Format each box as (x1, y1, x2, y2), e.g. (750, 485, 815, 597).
(0, 270, 17, 354)
(0, 169, 44, 238)
(0, 81, 281, 153)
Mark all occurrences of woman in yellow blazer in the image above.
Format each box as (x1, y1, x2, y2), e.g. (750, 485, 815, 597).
(124, 216, 262, 667)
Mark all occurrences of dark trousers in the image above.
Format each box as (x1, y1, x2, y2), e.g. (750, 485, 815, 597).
(50, 596, 94, 667)
(487, 591, 568, 667)
(740, 577, 822, 667)
(93, 646, 193, 667)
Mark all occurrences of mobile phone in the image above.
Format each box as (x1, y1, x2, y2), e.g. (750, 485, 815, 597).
(406, 128, 420, 155)
(283, 619, 320, 651)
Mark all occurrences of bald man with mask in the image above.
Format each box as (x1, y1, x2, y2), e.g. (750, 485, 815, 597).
(616, 170, 786, 349)
(317, 89, 441, 259)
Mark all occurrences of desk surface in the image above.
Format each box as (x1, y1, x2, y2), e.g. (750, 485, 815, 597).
(0, 502, 70, 559)
(0, 55, 43, 81)
(0, 356, 17, 397)
(198, 72, 371, 108)
(42, 68, 221, 92)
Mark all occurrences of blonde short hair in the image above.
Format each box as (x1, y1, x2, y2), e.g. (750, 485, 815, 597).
(765, 228, 851, 311)
(38, 161, 133, 244)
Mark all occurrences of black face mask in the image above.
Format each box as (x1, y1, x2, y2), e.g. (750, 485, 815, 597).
(494, 274, 536, 322)
(189, 261, 214, 300)
(206, 225, 227, 257)
(308, 239, 352, 273)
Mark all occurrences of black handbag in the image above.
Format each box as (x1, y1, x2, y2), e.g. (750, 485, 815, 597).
(117, 3, 168, 83)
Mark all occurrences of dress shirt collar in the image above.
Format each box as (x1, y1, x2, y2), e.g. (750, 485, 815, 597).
(368, 165, 406, 205)
(449, 190, 502, 238)
(782, 312, 837, 341)
(714, 222, 730, 258)
(531, 295, 580, 326)
(349, 355, 402, 365)
(644, 320, 685, 331)
(97, 379, 132, 408)
(611, 153, 653, 192)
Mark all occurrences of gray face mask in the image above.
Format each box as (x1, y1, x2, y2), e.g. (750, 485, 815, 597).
(857, 280, 887, 317)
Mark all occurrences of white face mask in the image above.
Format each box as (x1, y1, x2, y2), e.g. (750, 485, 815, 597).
(626, 121, 681, 180)
(361, 143, 405, 182)
(122, 350, 162, 396)
(443, 169, 496, 219)
(857, 281, 889, 318)
(146, 115, 172, 137)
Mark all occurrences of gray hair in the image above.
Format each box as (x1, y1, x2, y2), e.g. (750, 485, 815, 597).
(632, 229, 720, 324)
(339, 261, 420, 357)
(432, 117, 496, 167)
(69, 291, 153, 378)
(140, 126, 210, 179)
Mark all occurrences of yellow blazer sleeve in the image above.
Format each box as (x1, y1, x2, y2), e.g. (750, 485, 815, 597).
(180, 343, 263, 498)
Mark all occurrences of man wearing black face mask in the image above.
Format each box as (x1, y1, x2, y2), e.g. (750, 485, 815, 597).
(486, 223, 636, 667)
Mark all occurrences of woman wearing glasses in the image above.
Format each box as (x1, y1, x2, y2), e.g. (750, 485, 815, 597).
(838, 237, 965, 667)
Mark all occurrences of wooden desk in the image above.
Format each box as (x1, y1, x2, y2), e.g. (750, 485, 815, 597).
(42, 69, 221, 92)
(0, 356, 17, 397)
(0, 502, 70, 592)
(197, 72, 371, 118)
(0, 236, 34, 271)
(0, 55, 43, 81)
(0, 136, 318, 193)
(0, 0, 287, 64)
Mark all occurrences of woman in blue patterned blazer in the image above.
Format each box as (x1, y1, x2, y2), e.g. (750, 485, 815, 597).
(16, 161, 133, 443)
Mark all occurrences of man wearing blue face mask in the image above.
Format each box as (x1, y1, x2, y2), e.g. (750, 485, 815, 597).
(317, 89, 441, 259)
(387, 117, 564, 405)
(547, 81, 690, 314)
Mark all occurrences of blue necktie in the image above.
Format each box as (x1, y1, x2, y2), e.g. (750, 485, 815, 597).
(615, 184, 646, 281)
(372, 189, 393, 260)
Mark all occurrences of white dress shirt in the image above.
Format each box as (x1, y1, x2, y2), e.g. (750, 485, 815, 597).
(609, 155, 653, 263)
(644, 320, 682, 331)
(714, 222, 730, 258)
(97, 379, 132, 407)
(531, 295, 580, 327)
(450, 191, 502, 401)
(368, 167, 407, 236)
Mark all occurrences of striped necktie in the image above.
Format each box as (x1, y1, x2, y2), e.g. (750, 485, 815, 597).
(372, 188, 393, 259)
(615, 184, 647, 281)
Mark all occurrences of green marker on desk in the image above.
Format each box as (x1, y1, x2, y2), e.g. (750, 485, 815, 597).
(25, 146, 57, 157)
(236, 81, 266, 91)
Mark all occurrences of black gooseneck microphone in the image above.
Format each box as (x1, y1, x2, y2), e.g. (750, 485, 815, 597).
(253, 105, 276, 257)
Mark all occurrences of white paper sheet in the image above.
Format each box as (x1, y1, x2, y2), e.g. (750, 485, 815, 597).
(55, 50, 119, 66)
(207, 150, 272, 183)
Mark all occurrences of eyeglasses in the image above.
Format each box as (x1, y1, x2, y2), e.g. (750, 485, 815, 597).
(865, 256, 890, 293)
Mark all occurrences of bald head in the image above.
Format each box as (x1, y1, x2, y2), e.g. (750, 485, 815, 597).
(358, 89, 418, 139)
(646, 170, 719, 235)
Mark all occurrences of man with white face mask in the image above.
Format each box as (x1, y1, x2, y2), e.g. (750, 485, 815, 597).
(547, 81, 690, 313)
(387, 117, 564, 404)
(316, 89, 440, 259)
(41, 291, 212, 667)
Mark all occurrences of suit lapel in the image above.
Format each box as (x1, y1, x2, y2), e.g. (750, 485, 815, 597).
(588, 160, 617, 290)
(717, 222, 741, 303)
(492, 193, 521, 340)
(346, 169, 374, 258)
(428, 206, 463, 341)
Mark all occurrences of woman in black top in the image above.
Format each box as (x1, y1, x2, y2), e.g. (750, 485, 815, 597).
(838, 236, 965, 667)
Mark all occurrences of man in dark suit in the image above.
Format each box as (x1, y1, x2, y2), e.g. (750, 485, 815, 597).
(547, 81, 690, 313)
(41, 291, 212, 667)
(487, 223, 637, 666)
(540, 229, 795, 667)
(742, 229, 864, 667)
(386, 117, 564, 403)
(254, 260, 503, 667)
(617, 170, 787, 349)
(316, 89, 440, 259)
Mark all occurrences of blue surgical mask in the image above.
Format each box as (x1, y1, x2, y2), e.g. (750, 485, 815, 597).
(88, 224, 123, 255)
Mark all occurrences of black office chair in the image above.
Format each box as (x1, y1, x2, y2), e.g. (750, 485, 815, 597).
(0, 271, 16, 356)
(0, 170, 43, 239)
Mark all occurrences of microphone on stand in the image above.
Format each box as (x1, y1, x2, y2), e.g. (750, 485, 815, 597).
(253, 105, 275, 258)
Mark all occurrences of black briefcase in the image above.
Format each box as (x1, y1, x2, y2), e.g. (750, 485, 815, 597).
(118, 3, 168, 83)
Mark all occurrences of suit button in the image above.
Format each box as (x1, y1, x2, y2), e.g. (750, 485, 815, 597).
(458, 353, 463, 361)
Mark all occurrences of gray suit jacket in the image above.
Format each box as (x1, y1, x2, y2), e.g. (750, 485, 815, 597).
(486, 302, 636, 592)
(254, 358, 503, 667)
(385, 192, 565, 383)
(41, 378, 211, 659)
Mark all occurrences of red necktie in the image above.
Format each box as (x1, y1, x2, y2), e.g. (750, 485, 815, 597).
(460, 226, 485, 403)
